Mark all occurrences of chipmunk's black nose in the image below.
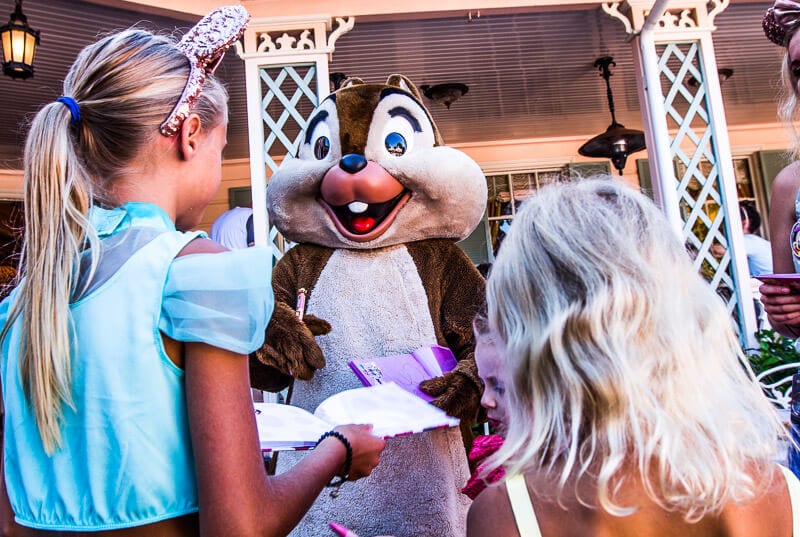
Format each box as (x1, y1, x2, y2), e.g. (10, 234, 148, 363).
(340, 153, 367, 174)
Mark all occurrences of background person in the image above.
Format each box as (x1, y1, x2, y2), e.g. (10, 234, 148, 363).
(210, 206, 254, 249)
(0, 7, 384, 537)
(759, 0, 800, 337)
(739, 200, 773, 277)
(760, 0, 800, 483)
(733, 200, 773, 329)
(468, 179, 793, 537)
(459, 315, 505, 501)
(708, 201, 771, 276)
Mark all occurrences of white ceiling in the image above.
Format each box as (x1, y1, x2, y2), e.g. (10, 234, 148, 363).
(0, 0, 785, 168)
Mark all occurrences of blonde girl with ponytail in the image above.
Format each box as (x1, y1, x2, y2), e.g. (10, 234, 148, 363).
(0, 7, 383, 537)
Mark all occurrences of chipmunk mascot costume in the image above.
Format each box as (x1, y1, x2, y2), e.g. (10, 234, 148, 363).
(250, 74, 487, 537)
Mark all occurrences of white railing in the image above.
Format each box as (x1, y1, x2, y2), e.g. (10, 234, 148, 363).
(756, 362, 800, 410)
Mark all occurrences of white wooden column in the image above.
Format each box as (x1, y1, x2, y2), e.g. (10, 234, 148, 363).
(603, 0, 758, 348)
(236, 15, 354, 264)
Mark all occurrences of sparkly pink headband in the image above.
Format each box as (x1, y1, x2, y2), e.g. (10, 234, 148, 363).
(763, 0, 800, 47)
(160, 5, 250, 137)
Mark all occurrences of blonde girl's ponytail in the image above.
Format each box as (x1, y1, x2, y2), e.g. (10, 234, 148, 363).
(2, 99, 97, 453)
(1, 29, 228, 453)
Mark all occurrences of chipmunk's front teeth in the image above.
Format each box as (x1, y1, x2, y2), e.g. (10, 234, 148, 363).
(348, 201, 369, 214)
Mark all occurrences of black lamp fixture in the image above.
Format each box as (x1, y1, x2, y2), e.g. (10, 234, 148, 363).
(0, 0, 40, 80)
(420, 82, 469, 109)
(578, 57, 646, 175)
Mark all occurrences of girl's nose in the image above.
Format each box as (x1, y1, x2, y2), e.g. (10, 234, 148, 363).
(480, 392, 496, 409)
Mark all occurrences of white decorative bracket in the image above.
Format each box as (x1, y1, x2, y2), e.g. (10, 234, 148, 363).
(235, 15, 354, 60)
(602, 0, 729, 34)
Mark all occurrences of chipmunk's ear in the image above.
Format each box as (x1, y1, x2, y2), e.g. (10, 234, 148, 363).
(386, 74, 423, 101)
(338, 76, 365, 89)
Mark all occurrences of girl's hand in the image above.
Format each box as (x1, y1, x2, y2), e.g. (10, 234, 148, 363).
(332, 424, 385, 480)
(760, 282, 800, 327)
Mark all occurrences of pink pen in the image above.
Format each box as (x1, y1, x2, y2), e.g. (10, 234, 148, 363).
(328, 521, 360, 537)
(296, 288, 307, 323)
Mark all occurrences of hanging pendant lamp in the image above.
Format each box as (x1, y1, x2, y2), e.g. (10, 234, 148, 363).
(578, 57, 645, 175)
(420, 83, 469, 109)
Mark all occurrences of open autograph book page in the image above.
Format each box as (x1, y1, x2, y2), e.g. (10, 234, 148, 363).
(254, 382, 461, 452)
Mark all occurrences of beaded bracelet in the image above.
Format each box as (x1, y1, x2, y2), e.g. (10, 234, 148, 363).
(316, 430, 352, 493)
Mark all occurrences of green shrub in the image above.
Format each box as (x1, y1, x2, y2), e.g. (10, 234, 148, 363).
(747, 329, 800, 385)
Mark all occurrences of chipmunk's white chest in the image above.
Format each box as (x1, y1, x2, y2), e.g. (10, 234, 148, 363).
(297, 245, 436, 410)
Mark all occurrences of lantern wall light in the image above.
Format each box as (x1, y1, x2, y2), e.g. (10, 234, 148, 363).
(0, 0, 40, 80)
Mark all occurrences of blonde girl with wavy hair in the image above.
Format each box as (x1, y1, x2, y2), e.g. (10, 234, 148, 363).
(467, 179, 795, 537)
(0, 7, 383, 537)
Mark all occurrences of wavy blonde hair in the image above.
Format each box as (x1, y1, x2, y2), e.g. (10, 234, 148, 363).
(484, 179, 785, 522)
(1, 29, 227, 453)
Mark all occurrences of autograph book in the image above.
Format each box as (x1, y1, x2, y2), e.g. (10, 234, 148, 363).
(347, 345, 458, 402)
(254, 382, 460, 452)
(755, 273, 800, 283)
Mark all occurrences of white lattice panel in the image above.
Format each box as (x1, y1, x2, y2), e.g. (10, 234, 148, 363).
(240, 16, 351, 267)
(655, 40, 751, 338)
(259, 65, 319, 174)
(257, 65, 319, 262)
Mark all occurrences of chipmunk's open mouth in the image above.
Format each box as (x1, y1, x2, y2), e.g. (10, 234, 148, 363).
(320, 190, 411, 242)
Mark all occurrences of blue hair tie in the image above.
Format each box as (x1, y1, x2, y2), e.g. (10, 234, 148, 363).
(55, 96, 81, 126)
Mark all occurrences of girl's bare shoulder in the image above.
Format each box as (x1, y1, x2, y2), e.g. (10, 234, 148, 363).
(467, 480, 519, 537)
(772, 160, 800, 197)
(177, 237, 227, 257)
(717, 465, 793, 537)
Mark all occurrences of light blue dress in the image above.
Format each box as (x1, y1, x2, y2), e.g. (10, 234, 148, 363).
(0, 202, 272, 531)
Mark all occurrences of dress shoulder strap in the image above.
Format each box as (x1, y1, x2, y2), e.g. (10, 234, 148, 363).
(505, 474, 543, 537)
(778, 464, 800, 537)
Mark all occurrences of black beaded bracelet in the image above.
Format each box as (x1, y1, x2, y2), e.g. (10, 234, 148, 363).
(316, 430, 352, 489)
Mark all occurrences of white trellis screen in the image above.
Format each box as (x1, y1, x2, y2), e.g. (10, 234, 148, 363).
(606, 0, 758, 348)
(656, 43, 747, 323)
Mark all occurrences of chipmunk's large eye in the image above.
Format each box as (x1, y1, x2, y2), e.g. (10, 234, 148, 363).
(384, 132, 407, 156)
(382, 115, 416, 157)
(314, 136, 330, 159)
(307, 119, 332, 160)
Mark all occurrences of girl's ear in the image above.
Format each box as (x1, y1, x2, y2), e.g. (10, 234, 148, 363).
(179, 114, 203, 161)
